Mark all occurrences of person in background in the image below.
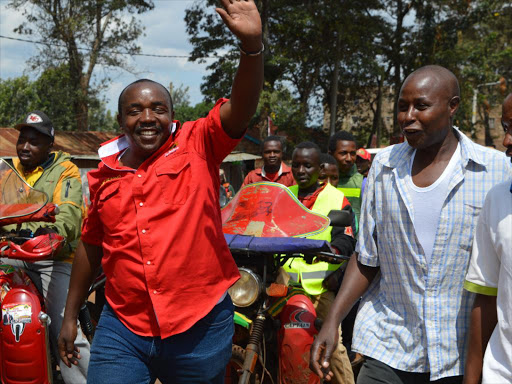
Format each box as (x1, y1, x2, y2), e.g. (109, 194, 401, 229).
(319, 153, 340, 187)
(311, 65, 512, 383)
(1, 110, 89, 384)
(356, 148, 372, 198)
(356, 148, 372, 178)
(220, 168, 235, 200)
(328, 131, 363, 230)
(282, 141, 355, 384)
(463, 93, 512, 384)
(242, 135, 295, 187)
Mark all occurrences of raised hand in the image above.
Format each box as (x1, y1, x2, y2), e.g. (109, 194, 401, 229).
(216, 0, 262, 51)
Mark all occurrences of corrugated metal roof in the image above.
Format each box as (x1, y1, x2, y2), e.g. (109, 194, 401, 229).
(223, 152, 262, 162)
(0, 127, 117, 158)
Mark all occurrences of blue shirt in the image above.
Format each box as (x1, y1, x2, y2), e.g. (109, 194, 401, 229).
(353, 129, 512, 380)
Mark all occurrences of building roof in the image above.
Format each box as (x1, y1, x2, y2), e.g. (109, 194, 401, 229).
(0, 127, 117, 158)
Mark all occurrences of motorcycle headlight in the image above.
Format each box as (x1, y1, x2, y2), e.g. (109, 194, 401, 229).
(228, 268, 262, 307)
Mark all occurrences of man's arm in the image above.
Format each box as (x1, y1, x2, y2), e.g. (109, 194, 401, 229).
(58, 240, 103, 367)
(310, 253, 379, 380)
(217, 0, 263, 139)
(463, 294, 497, 384)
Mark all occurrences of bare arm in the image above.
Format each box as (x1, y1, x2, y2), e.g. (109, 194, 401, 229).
(217, 0, 263, 139)
(58, 240, 103, 367)
(463, 294, 497, 384)
(310, 253, 379, 380)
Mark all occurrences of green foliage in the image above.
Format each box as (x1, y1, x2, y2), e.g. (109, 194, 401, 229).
(0, 67, 116, 131)
(184, 0, 511, 148)
(8, 0, 154, 130)
(174, 102, 215, 123)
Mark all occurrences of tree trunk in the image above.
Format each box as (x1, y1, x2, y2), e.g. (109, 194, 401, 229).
(329, 32, 341, 137)
(369, 76, 383, 148)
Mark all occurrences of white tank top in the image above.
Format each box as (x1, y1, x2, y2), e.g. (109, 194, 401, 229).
(406, 143, 461, 264)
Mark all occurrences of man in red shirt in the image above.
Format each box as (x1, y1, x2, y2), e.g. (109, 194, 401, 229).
(58, 1, 263, 383)
(242, 135, 295, 187)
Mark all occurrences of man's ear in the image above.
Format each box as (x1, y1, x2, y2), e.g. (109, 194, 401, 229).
(116, 113, 122, 130)
(449, 96, 460, 116)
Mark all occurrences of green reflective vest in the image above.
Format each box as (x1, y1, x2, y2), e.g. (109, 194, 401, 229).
(283, 184, 347, 296)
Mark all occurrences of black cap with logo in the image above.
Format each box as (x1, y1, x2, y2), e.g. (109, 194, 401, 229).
(15, 111, 55, 139)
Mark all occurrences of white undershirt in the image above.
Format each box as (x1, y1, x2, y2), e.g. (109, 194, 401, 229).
(406, 143, 461, 264)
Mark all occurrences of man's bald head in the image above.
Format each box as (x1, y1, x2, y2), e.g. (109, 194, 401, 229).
(402, 65, 460, 102)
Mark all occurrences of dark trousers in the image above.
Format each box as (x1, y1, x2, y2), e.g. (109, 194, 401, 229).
(357, 357, 463, 384)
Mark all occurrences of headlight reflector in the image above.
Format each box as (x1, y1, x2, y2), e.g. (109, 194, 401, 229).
(228, 268, 261, 307)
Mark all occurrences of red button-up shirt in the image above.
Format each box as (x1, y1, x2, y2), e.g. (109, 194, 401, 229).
(82, 99, 240, 338)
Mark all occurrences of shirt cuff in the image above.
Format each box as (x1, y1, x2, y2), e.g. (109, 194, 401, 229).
(463, 280, 498, 296)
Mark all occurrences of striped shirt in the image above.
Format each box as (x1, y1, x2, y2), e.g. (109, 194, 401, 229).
(352, 129, 512, 380)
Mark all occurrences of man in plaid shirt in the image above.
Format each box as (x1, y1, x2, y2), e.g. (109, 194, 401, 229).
(311, 65, 512, 383)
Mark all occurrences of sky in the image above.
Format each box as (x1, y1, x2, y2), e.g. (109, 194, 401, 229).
(0, 0, 217, 114)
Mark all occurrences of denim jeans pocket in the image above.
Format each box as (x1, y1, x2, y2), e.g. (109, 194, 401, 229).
(197, 296, 234, 328)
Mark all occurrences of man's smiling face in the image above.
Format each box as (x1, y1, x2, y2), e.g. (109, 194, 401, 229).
(117, 82, 174, 160)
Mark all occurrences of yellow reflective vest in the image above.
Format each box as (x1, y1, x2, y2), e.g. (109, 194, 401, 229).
(284, 184, 347, 296)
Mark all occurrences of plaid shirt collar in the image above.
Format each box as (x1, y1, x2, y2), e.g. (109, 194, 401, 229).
(377, 127, 488, 171)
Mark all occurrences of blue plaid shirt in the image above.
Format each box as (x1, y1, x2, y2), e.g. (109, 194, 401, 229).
(353, 130, 512, 380)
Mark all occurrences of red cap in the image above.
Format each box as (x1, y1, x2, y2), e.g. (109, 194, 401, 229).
(356, 148, 371, 161)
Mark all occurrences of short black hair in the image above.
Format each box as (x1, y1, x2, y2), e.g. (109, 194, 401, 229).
(263, 135, 285, 152)
(328, 131, 357, 153)
(118, 79, 173, 116)
(293, 141, 321, 159)
(319, 153, 337, 166)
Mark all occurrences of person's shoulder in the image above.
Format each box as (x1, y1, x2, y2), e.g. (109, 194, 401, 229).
(486, 180, 512, 199)
(373, 143, 412, 169)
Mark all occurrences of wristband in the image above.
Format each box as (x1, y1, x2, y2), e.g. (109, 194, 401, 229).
(239, 43, 264, 57)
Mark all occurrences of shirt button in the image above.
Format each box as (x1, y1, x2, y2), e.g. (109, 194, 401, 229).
(139, 202, 143, 207)
(142, 229, 146, 234)
(137, 174, 142, 178)
(147, 261, 151, 265)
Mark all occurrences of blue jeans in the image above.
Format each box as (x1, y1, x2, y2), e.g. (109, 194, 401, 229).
(87, 296, 234, 384)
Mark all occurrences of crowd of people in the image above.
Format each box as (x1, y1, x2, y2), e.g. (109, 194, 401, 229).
(1, 1, 511, 383)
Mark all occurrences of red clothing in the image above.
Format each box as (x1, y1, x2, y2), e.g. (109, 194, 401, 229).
(81, 99, 240, 338)
(242, 162, 295, 187)
(297, 184, 354, 238)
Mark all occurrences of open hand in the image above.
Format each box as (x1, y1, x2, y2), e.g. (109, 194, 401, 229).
(216, 0, 262, 51)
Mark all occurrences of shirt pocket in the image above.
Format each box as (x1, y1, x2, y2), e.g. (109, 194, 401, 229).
(155, 153, 196, 205)
(97, 181, 122, 231)
(458, 202, 483, 252)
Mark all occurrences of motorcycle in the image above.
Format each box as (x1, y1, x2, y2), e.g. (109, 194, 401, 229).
(221, 182, 351, 384)
(0, 158, 65, 384)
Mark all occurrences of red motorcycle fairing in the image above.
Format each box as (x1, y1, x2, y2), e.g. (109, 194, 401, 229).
(278, 294, 320, 384)
(0, 266, 51, 384)
(0, 232, 64, 262)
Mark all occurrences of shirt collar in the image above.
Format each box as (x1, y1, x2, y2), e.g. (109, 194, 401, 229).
(377, 127, 488, 169)
(261, 162, 283, 177)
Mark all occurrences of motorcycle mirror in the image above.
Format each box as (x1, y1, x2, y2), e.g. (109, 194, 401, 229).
(327, 210, 352, 227)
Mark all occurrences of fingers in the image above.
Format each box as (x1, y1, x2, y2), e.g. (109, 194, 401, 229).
(58, 337, 72, 368)
(310, 340, 326, 378)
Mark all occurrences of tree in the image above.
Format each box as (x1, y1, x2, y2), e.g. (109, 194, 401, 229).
(8, 0, 154, 131)
(0, 68, 116, 131)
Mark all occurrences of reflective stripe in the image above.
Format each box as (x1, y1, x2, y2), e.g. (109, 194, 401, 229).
(302, 270, 333, 280)
(288, 272, 299, 282)
(337, 187, 361, 198)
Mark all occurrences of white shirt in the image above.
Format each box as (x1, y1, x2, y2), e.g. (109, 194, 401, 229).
(465, 180, 512, 384)
(406, 144, 461, 264)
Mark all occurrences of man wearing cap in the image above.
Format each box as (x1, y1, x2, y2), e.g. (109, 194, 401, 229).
(1, 111, 89, 383)
(356, 148, 372, 198)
